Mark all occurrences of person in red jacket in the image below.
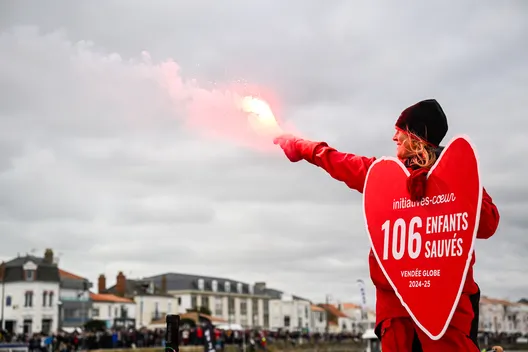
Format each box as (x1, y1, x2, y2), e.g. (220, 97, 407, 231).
(273, 99, 500, 352)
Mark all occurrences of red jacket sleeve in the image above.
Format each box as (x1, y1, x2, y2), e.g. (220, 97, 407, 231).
(476, 188, 500, 239)
(294, 139, 376, 193)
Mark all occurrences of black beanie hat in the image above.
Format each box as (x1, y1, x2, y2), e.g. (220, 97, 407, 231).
(395, 99, 448, 147)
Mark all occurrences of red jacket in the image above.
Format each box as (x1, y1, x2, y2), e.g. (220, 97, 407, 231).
(292, 139, 500, 331)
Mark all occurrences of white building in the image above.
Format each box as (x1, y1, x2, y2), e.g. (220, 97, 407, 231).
(90, 292, 136, 329)
(143, 274, 270, 329)
(320, 304, 355, 333)
(479, 296, 528, 335)
(339, 302, 376, 333)
(509, 302, 528, 335)
(98, 273, 178, 328)
(0, 250, 60, 334)
(268, 291, 311, 331)
(310, 305, 327, 333)
(134, 293, 176, 328)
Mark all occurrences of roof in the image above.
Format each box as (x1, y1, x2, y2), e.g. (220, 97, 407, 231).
(319, 304, 349, 318)
(480, 296, 513, 306)
(59, 268, 92, 291)
(311, 305, 325, 312)
(90, 292, 135, 304)
(59, 269, 86, 280)
(1, 255, 60, 283)
(341, 303, 361, 310)
(143, 272, 268, 296)
(105, 278, 174, 298)
(264, 288, 311, 302)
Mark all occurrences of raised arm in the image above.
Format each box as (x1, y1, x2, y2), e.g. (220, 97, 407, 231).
(274, 135, 376, 193)
(476, 188, 500, 239)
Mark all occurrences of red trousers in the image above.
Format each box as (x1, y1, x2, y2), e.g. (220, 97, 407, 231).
(379, 318, 479, 352)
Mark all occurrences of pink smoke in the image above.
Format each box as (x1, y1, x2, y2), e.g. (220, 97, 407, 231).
(158, 60, 300, 152)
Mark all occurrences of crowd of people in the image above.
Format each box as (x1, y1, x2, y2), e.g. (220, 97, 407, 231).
(0, 327, 520, 351)
(0, 327, 362, 351)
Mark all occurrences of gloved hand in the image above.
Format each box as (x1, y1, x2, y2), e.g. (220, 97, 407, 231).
(273, 134, 303, 162)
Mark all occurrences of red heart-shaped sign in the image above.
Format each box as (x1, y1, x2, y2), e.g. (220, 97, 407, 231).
(363, 135, 482, 340)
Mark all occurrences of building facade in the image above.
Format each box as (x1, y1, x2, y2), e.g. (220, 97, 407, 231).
(145, 273, 270, 329)
(58, 269, 92, 330)
(90, 293, 136, 329)
(99, 272, 177, 328)
(266, 289, 311, 331)
(310, 305, 327, 333)
(0, 250, 60, 334)
(319, 304, 355, 333)
(339, 302, 376, 333)
(479, 296, 528, 335)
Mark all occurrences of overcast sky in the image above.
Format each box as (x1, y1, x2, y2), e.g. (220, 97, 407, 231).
(1, 1, 527, 306)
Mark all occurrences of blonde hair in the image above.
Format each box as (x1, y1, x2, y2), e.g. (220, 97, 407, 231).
(402, 132, 437, 169)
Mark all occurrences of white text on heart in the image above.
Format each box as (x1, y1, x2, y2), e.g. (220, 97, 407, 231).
(381, 214, 469, 261)
(392, 192, 457, 210)
(425, 212, 469, 234)
(424, 234, 464, 258)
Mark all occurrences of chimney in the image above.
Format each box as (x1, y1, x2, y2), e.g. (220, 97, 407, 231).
(254, 282, 266, 292)
(161, 275, 167, 293)
(43, 248, 54, 264)
(116, 271, 126, 297)
(98, 274, 106, 293)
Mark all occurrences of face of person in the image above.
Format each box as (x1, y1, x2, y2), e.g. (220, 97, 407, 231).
(393, 129, 412, 159)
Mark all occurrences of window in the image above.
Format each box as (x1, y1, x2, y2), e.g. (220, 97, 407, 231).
(114, 307, 118, 317)
(212, 280, 218, 292)
(263, 300, 269, 329)
(248, 285, 254, 295)
(198, 279, 205, 291)
(5, 296, 12, 307)
(191, 295, 197, 309)
(120, 305, 128, 318)
(154, 302, 160, 319)
(25, 270, 36, 281)
(108, 306, 112, 317)
(284, 315, 290, 327)
(228, 297, 235, 315)
(215, 296, 223, 316)
(42, 291, 48, 307)
(305, 306, 309, 318)
(92, 308, 100, 317)
(240, 299, 247, 315)
(264, 314, 269, 329)
(48, 292, 54, 307)
(202, 296, 209, 309)
(237, 283, 242, 294)
(168, 301, 172, 313)
(252, 298, 258, 318)
(225, 282, 231, 292)
(177, 297, 182, 305)
(24, 291, 33, 307)
(319, 312, 323, 322)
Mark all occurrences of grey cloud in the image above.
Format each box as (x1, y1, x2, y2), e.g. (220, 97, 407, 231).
(0, 0, 527, 305)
